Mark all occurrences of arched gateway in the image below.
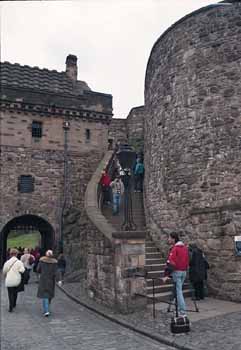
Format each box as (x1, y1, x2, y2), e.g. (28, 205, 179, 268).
(0, 215, 54, 266)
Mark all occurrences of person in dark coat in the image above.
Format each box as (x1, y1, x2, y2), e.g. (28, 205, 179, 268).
(189, 244, 209, 300)
(37, 250, 57, 317)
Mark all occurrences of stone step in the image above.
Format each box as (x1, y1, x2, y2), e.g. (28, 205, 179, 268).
(146, 281, 190, 292)
(145, 258, 163, 265)
(145, 252, 162, 259)
(146, 269, 167, 278)
(145, 242, 158, 248)
(145, 247, 159, 253)
(145, 263, 166, 272)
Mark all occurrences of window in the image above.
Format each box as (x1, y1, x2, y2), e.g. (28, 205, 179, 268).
(85, 129, 90, 142)
(32, 121, 42, 138)
(18, 175, 34, 193)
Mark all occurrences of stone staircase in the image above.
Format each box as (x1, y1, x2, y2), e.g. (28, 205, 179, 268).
(102, 190, 146, 231)
(101, 172, 191, 306)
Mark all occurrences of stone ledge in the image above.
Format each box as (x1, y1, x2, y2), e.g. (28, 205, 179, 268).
(112, 231, 146, 239)
(85, 150, 116, 241)
(190, 201, 241, 215)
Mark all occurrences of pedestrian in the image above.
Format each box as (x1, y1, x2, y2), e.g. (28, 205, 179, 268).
(33, 248, 41, 283)
(37, 249, 57, 317)
(57, 252, 66, 285)
(134, 158, 145, 192)
(20, 248, 35, 284)
(100, 169, 111, 205)
(189, 244, 209, 300)
(110, 175, 124, 215)
(162, 232, 189, 316)
(2, 248, 25, 312)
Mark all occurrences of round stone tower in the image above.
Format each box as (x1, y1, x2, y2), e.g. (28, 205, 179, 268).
(144, 1, 241, 300)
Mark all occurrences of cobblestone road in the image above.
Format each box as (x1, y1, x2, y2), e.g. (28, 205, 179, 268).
(0, 278, 175, 350)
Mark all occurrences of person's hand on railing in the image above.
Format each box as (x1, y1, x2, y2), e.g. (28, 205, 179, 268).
(162, 276, 171, 283)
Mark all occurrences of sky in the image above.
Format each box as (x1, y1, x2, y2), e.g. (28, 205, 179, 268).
(1, 0, 217, 119)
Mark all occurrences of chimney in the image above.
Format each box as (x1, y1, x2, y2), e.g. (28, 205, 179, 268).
(65, 54, 78, 81)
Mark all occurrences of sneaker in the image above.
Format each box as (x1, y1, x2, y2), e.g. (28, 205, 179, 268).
(44, 312, 50, 317)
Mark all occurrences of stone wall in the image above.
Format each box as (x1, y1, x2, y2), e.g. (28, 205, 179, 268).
(108, 118, 127, 147)
(144, 2, 241, 300)
(0, 108, 108, 270)
(126, 106, 145, 153)
(0, 108, 109, 152)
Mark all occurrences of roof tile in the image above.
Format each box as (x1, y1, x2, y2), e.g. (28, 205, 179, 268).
(0, 61, 91, 96)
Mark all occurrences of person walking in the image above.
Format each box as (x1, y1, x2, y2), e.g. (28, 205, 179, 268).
(162, 232, 189, 316)
(134, 158, 145, 192)
(3, 248, 25, 312)
(110, 175, 124, 215)
(189, 244, 209, 300)
(100, 169, 111, 205)
(20, 248, 35, 284)
(33, 248, 41, 283)
(37, 250, 57, 317)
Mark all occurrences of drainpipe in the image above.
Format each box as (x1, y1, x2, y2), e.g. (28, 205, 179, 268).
(59, 120, 70, 252)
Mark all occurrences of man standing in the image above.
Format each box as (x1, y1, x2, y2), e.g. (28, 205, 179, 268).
(110, 175, 124, 215)
(163, 232, 189, 316)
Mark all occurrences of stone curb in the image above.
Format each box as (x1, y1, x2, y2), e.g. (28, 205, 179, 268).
(57, 284, 194, 350)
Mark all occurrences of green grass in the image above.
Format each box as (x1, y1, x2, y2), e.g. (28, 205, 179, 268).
(7, 232, 40, 249)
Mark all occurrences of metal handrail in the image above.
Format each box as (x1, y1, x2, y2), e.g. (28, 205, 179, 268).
(136, 277, 199, 319)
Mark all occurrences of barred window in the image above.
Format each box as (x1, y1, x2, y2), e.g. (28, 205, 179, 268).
(85, 129, 90, 142)
(18, 175, 34, 193)
(32, 121, 42, 138)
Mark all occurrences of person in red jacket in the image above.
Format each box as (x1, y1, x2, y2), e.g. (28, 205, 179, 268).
(163, 232, 189, 315)
(100, 169, 111, 205)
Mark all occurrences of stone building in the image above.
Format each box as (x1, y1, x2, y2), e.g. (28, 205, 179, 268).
(144, 1, 241, 300)
(1, 0, 241, 309)
(0, 54, 112, 269)
(108, 106, 145, 153)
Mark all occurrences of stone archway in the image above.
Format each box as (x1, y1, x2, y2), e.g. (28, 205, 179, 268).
(0, 214, 55, 266)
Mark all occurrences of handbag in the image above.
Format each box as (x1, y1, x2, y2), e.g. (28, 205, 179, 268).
(16, 272, 25, 293)
(170, 282, 190, 334)
(170, 315, 190, 334)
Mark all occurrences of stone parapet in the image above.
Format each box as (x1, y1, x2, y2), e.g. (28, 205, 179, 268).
(85, 150, 147, 312)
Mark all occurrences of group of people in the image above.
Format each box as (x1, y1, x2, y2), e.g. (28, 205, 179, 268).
(163, 232, 209, 316)
(100, 155, 145, 216)
(3, 247, 66, 317)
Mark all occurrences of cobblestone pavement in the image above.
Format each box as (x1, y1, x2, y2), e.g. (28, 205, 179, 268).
(0, 277, 174, 350)
(60, 281, 241, 350)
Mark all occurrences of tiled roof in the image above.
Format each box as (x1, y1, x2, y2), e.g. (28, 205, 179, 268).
(0, 61, 91, 95)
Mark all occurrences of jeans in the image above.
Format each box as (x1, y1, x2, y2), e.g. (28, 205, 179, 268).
(172, 271, 187, 314)
(112, 193, 121, 214)
(42, 298, 49, 313)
